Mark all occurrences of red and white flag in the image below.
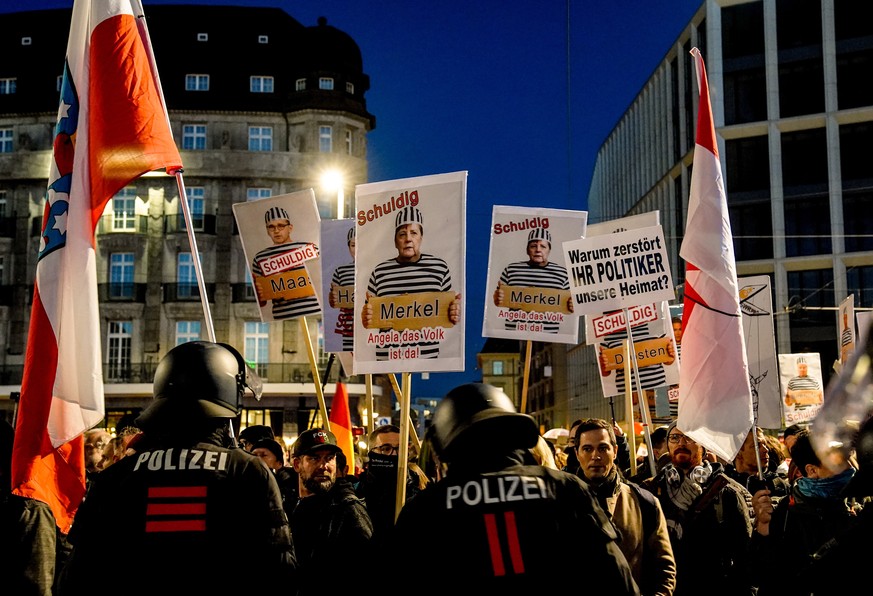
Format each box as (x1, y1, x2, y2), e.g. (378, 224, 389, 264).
(329, 381, 356, 476)
(677, 48, 753, 463)
(11, 0, 182, 532)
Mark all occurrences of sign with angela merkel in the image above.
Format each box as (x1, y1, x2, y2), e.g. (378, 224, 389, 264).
(562, 225, 675, 315)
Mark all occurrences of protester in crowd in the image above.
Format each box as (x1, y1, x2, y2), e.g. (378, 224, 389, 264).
(562, 418, 583, 474)
(1, 419, 71, 595)
(58, 341, 296, 593)
(356, 423, 427, 552)
(530, 435, 560, 470)
(725, 426, 790, 507)
(253, 437, 298, 515)
(761, 433, 789, 475)
(630, 425, 671, 484)
(393, 383, 640, 593)
(748, 428, 862, 595)
(782, 424, 805, 484)
(291, 428, 372, 595)
(83, 428, 111, 477)
(575, 418, 676, 595)
(238, 424, 275, 452)
(643, 421, 753, 595)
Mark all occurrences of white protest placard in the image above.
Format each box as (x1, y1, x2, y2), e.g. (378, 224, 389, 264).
(563, 225, 675, 315)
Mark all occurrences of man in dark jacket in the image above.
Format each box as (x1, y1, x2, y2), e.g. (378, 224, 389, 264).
(393, 383, 640, 594)
(643, 421, 753, 595)
(58, 341, 297, 595)
(356, 423, 428, 552)
(291, 428, 373, 595)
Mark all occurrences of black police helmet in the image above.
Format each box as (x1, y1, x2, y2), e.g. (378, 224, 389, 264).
(430, 383, 538, 462)
(136, 341, 262, 430)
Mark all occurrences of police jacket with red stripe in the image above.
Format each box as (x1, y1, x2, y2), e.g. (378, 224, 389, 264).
(58, 424, 296, 595)
(392, 449, 640, 594)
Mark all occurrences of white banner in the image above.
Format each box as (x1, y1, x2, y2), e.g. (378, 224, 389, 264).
(739, 276, 781, 429)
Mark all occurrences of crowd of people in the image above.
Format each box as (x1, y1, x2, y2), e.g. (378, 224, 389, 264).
(3, 340, 873, 595)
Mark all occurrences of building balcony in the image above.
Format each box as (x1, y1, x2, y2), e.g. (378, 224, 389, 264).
(162, 282, 216, 302)
(164, 213, 217, 235)
(231, 282, 256, 302)
(0, 361, 363, 387)
(96, 214, 149, 235)
(98, 282, 147, 302)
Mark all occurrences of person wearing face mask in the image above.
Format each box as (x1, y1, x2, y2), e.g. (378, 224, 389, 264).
(356, 424, 429, 552)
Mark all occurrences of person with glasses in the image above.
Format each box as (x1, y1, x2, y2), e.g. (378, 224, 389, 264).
(356, 424, 429, 553)
(251, 206, 321, 321)
(642, 422, 753, 596)
(290, 428, 372, 595)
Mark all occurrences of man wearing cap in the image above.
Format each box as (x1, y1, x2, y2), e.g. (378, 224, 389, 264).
(328, 225, 356, 351)
(290, 428, 372, 595)
(493, 227, 573, 333)
(362, 205, 461, 359)
(251, 206, 321, 320)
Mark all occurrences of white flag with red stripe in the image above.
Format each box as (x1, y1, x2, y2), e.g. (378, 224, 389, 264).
(677, 48, 753, 463)
(11, 0, 182, 532)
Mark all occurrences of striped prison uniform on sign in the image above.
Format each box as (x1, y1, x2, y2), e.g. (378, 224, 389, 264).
(367, 254, 452, 359)
(498, 261, 569, 333)
(602, 325, 668, 396)
(331, 261, 355, 350)
(251, 241, 321, 320)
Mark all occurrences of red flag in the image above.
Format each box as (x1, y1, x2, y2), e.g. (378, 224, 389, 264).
(677, 48, 753, 462)
(11, 0, 182, 532)
(329, 381, 356, 476)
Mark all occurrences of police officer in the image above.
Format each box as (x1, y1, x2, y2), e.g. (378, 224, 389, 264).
(58, 341, 296, 594)
(392, 383, 640, 594)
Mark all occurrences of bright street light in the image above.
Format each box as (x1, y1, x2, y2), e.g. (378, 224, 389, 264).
(321, 169, 345, 219)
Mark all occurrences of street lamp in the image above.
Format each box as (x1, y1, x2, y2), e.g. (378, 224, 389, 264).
(321, 169, 344, 219)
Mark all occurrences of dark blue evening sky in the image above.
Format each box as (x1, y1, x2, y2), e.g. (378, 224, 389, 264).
(5, 0, 702, 399)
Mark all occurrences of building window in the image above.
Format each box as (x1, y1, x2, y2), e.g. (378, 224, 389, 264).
(247, 188, 271, 202)
(0, 79, 16, 95)
(106, 321, 132, 381)
(175, 321, 201, 345)
(319, 126, 332, 153)
(258, 35, 269, 44)
(109, 252, 135, 299)
(177, 253, 198, 298)
(112, 187, 137, 231)
(0, 255, 5, 285)
(185, 74, 209, 91)
(197, 33, 208, 42)
(187, 187, 205, 231)
(345, 130, 353, 155)
(0, 128, 12, 153)
(319, 77, 334, 90)
(345, 81, 354, 94)
(0, 189, 7, 218)
(296, 78, 306, 91)
(248, 126, 273, 151)
(21, 36, 32, 45)
(493, 361, 504, 375)
(182, 124, 207, 150)
(244, 321, 270, 378)
(250, 76, 274, 93)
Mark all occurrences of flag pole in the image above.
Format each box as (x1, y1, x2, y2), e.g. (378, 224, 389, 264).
(520, 340, 533, 413)
(173, 171, 215, 342)
(300, 316, 329, 429)
(623, 308, 656, 474)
